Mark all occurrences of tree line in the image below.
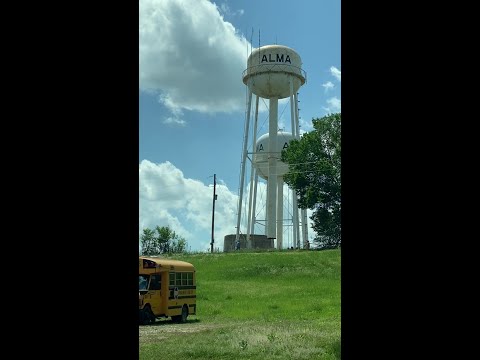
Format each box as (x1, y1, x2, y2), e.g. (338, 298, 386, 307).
(140, 225, 187, 256)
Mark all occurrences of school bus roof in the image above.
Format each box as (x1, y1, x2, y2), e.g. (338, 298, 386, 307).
(139, 256, 195, 272)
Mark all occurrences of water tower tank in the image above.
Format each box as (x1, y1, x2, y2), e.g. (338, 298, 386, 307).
(253, 131, 295, 179)
(242, 45, 306, 99)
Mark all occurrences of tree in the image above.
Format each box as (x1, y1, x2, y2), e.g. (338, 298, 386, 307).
(171, 237, 187, 253)
(140, 225, 188, 255)
(281, 113, 341, 249)
(140, 228, 159, 256)
(155, 225, 174, 254)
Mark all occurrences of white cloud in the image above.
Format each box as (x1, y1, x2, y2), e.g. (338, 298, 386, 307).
(299, 118, 314, 134)
(327, 97, 341, 111)
(219, 2, 244, 17)
(163, 117, 187, 126)
(322, 97, 341, 114)
(139, 159, 239, 251)
(140, 0, 250, 120)
(319, 66, 341, 116)
(330, 66, 341, 82)
(139, 159, 318, 251)
(322, 81, 334, 92)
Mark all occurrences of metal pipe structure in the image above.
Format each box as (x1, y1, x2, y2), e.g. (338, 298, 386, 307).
(294, 91, 309, 247)
(246, 95, 260, 249)
(276, 176, 283, 249)
(235, 87, 253, 249)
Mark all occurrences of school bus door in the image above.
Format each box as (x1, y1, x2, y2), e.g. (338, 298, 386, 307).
(147, 273, 162, 315)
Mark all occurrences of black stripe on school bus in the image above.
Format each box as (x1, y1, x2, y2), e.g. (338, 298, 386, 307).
(168, 285, 196, 290)
(169, 295, 197, 300)
(168, 305, 183, 310)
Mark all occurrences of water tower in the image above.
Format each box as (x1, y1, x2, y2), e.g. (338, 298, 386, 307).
(235, 45, 309, 249)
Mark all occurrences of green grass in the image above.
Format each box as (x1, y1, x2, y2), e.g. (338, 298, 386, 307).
(139, 249, 341, 360)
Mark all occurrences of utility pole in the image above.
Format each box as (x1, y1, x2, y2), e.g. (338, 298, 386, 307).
(210, 174, 217, 253)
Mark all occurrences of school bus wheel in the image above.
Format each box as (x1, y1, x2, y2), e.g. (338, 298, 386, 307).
(141, 305, 155, 325)
(172, 305, 188, 323)
(139, 309, 149, 325)
(180, 305, 188, 323)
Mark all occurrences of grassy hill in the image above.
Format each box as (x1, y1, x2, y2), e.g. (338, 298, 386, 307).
(139, 249, 341, 360)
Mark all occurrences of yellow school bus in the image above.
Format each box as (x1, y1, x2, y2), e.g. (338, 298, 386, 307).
(139, 256, 196, 324)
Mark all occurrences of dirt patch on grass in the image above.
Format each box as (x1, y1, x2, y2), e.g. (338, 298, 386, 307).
(139, 319, 220, 344)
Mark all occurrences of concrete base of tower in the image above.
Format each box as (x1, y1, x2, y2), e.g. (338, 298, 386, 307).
(223, 234, 274, 252)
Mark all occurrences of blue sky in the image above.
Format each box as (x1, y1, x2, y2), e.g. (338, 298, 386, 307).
(139, 0, 341, 252)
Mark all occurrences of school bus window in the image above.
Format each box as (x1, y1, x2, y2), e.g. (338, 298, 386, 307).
(187, 272, 193, 285)
(176, 272, 182, 286)
(139, 275, 149, 290)
(149, 274, 161, 290)
(169, 272, 175, 286)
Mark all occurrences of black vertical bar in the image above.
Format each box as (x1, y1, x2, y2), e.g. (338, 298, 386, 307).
(211, 174, 216, 253)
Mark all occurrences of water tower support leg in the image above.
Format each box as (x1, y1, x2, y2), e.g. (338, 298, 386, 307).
(267, 97, 278, 240)
(236, 88, 253, 248)
(277, 176, 284, 249)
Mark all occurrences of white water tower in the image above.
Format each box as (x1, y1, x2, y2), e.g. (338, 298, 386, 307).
(235, 45, 309, 249)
